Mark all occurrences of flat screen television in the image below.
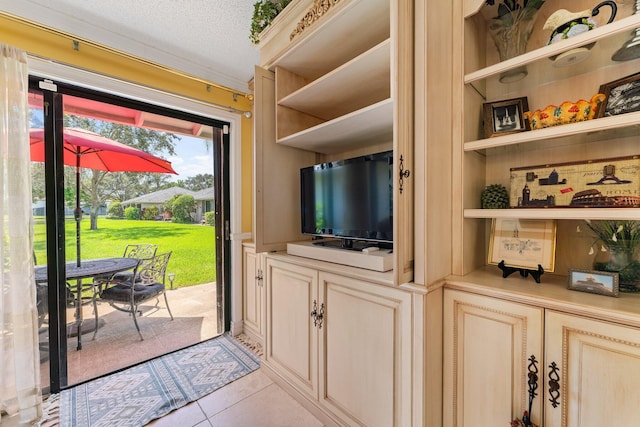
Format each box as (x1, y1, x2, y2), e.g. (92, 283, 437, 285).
(300, 150, 393, 249)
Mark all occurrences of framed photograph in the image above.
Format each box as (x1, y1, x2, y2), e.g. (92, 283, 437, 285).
(483, 97, 530, 138)
(596, 71, 640, 118)
(488, 218, 557, 272)
(568, 269, 619, 297)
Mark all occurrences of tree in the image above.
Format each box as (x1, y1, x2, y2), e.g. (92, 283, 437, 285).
(171, 194, 196, 223)
(183, 174, 214, 191)
(63, 116, 179, 230)
(107, 201, 124, 218)
(31, 163, 46, 201)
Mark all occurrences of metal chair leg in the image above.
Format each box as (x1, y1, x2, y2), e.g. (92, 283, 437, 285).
(131, 304, 144, 341)
(92, 295, 100, 340)
(163, 292, 174, 320)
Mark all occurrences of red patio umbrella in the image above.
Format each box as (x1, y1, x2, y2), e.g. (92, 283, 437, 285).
(29, 127, 177, 266)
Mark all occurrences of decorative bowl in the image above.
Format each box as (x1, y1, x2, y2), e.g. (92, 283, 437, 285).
(523, 93, 606, 130)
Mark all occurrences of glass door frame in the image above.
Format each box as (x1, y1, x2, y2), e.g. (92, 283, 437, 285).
(29, 76, 233, 392)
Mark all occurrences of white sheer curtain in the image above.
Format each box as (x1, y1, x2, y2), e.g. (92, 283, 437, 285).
(0, 44, 43, 424)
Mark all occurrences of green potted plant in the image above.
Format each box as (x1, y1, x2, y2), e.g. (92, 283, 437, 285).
(250, 0, 293, 44)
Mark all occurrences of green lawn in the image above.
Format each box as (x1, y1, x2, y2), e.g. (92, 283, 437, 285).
(33, 217, 216, 288)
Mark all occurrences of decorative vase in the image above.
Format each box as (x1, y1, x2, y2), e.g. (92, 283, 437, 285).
(593, 246, 640, 292)
(486, 1, 545, 82)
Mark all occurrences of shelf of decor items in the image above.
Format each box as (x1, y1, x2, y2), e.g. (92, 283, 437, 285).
(464, 110, 640, 152)
(461, 4, 640, 222)
(464, 13, 640, 95)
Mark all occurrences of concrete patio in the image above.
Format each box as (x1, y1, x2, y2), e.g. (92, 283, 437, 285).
(39, 281, 219, 387)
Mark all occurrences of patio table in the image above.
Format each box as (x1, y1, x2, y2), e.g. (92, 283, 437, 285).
(35, 257, 139, 350)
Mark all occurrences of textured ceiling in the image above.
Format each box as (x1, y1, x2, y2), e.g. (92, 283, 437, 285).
(0, 0, 259, 93)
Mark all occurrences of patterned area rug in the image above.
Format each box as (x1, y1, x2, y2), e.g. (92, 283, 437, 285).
(55, 333, 259, 426)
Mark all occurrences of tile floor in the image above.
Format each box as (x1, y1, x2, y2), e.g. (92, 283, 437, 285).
(1, 369, 324, 427)
(147, 368, 324, 427)
(24, 281, 326, 426)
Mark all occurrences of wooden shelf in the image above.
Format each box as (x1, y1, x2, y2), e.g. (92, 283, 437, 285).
(464, 208, 640, 220)
(447, 267, 640, 329)
(278, 39, 390, 120)
(464, 14, 640, 90)
(268, 0, 390, 81)
(276, 99, 393, 154)
(464, 111, 640, 152)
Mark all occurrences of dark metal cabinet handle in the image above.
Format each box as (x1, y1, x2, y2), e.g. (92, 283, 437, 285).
(316, 303, 325, 329)
(548, 361, 561, 408)
(311, 300, 318, 325)
(398, 155, 411, 194)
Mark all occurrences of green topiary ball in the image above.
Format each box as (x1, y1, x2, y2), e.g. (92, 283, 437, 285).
(481, 184, 510, 209)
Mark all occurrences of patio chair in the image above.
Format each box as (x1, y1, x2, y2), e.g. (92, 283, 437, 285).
(92, 252, 173, 341)
(111, 243, 158, 282)
(123, 243, 158, 259)
(93, 243, 158, 288)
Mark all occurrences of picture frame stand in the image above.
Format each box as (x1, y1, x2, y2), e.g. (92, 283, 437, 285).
(498, 260, 545, 283)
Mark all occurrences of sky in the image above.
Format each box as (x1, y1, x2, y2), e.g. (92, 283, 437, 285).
(163, 135, 214, 182)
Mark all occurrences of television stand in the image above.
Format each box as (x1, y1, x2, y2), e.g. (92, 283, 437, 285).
(288, 240, 393, 272)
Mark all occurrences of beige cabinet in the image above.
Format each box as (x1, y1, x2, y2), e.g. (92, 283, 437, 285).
(445, 288, 640, 427)
(444, 289, 544, 426)
(318, 271, 412, 426)
(264, 257, 319, 398)
(252, 0, 414, 285)
(264, 255, 413, 426)
(242, 244, 265, 343)
(544, 310, 640, 427)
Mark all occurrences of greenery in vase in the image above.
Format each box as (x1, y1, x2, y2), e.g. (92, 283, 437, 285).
(583, 220, 640, 254)
(583, 220, 640, 290)
(250, 0, 293, 44)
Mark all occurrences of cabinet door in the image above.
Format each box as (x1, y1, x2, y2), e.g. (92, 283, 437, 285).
(318, 272, 412, 427)
(242, 246, 264, 341)
(253, 66, 317, 253)
(264, 258, 318, 398)
(544, 311, 640, 427)
(443, 289, 544, 427)
(393, 0, 414, 286)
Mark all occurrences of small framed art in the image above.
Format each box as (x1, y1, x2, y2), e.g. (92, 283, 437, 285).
(596, 71, 640, 118)
(483, 97, 529, 138)
(568, 269, 619, 297)
(488, 218, 557, 272)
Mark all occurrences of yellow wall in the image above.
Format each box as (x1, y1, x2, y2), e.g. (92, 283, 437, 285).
(0, 12, 254, 234)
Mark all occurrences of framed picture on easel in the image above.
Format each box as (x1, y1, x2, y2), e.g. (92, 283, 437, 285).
(488, 218, 557, 272)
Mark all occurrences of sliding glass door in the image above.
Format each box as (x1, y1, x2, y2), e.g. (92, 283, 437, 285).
(29, 77, 231, 392)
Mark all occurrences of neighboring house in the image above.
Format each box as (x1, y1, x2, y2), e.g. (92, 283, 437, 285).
(192, 187, 215, 223)
(121, 187, 196, 220)
(32, 200, 46, 216)
(33, 200, 106, 217)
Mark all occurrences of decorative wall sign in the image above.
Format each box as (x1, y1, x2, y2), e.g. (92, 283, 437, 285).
(510, 155, 640, 208)
(489, 218, 557, 272)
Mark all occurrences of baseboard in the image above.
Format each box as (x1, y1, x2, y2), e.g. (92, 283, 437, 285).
(229, 320, 243, 336)
(261, 362, 343, 427)
(287, 240, 393, 272)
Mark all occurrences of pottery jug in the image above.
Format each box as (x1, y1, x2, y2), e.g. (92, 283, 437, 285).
(544, 1, 617, 45)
